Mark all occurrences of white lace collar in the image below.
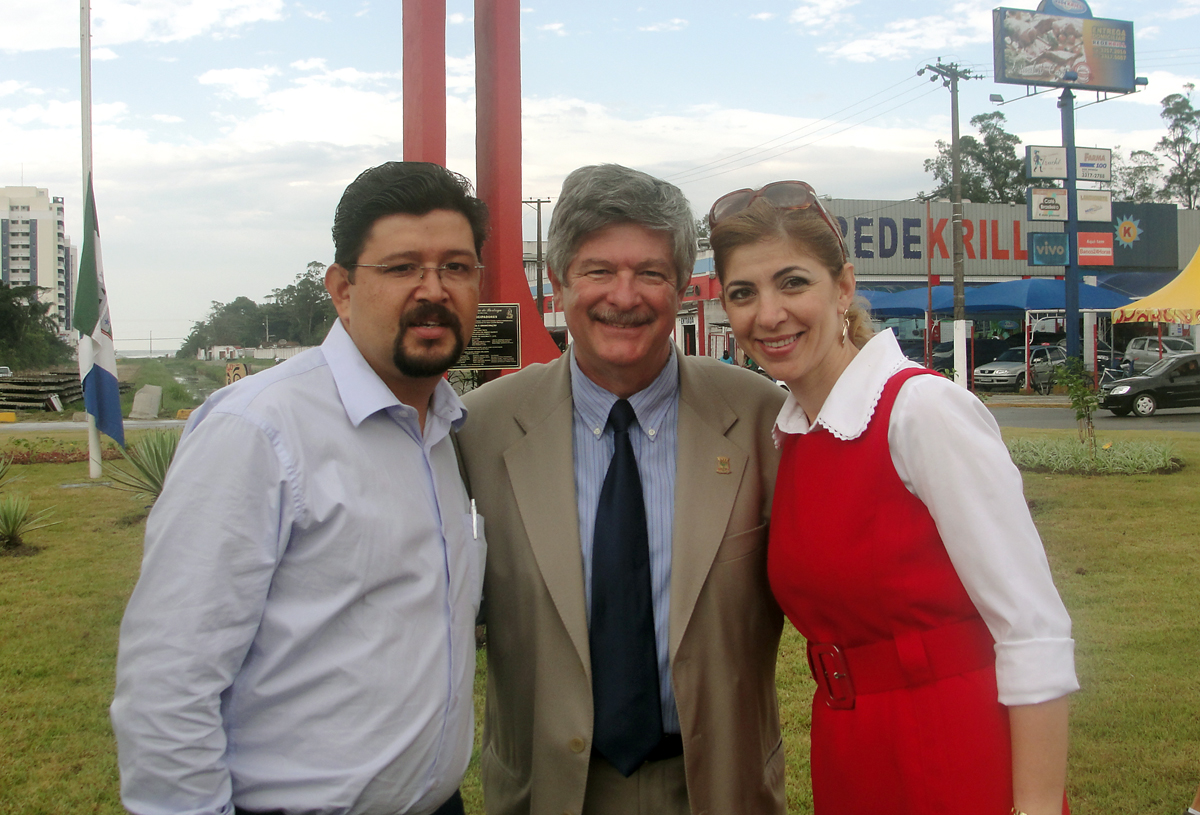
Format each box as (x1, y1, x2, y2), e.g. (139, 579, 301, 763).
(772, 329, 919, 446)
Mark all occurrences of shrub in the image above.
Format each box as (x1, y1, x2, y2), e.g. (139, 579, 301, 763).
(1007, 437, 1183, 475)
(106, 430, 181, 502)
(0, 494, 59, 550)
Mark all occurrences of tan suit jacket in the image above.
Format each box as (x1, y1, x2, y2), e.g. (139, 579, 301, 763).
(459, 352, 787, 815)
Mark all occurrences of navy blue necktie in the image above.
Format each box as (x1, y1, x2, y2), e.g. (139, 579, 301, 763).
(589, 399, 663, 777)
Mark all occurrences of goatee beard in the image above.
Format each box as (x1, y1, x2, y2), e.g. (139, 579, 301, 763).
(392, 302, 466, 378)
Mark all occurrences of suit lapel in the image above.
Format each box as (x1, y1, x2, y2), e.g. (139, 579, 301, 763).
(668, 358, 747, 658)
(502, 356, 592, 674)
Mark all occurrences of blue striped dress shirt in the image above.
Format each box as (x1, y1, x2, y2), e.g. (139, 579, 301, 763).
(570, 347, 681, 734)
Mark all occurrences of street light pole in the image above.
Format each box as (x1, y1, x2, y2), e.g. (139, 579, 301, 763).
(922, 60, 978, 386)
(523, 197, 550, 315)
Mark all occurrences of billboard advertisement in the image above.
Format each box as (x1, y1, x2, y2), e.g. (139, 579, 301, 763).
(993, 8, 1135, 93)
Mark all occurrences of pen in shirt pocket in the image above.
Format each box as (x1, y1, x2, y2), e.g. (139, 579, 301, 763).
(470, 499, 478, 540)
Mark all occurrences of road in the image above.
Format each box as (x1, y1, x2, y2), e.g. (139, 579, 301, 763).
(0, 419, 186, 434)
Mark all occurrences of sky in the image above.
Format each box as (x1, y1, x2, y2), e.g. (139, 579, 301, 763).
(2, 0, 1198, 352)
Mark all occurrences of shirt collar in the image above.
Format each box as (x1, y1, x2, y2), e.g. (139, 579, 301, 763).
(773, 329, 915, 445)
(322, 319, 467, 431)
(570, 344, 680, 441)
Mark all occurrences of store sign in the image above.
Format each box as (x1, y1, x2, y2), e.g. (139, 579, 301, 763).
(1027, 188, 1068, 221)
(1077, 147, 1112, 181)
(1026, 145, 1067, 179)
(1028, 232, 1070, 266)
(1077, 189, 1112, 222)
(1078, 232, 1114, 266)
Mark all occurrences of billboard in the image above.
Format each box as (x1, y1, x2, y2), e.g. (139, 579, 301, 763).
(993, 8, 1135, 93)
(1077, 190, 1112, 223)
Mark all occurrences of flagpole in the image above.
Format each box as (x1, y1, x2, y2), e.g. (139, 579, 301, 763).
(81, 0, 102, 478)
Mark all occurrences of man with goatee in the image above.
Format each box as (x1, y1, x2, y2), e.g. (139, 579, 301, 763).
(112, 162, 487, 815)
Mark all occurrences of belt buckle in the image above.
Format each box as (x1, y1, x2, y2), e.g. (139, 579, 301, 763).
(807, 642, 856, 710)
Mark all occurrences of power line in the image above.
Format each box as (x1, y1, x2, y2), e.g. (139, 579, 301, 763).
(663, 73, 927, 184)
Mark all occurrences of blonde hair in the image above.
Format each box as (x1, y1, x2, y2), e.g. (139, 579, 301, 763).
(711, 199, 874, 349)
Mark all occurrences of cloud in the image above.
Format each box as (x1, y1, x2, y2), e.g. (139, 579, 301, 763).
(538, 22, 566, 36)
(750, 13, 776, 21)
(93, 47, 120, 61)
(291, 58, 327, 71)
(0, 0, 285, 52)
(819, 1, 993, 62)
(448, 12, 469, 24)
(638, 18, 688, 32)
(199, 67, 281, 99)
(300, 9, 330, 22)
(1161, 0, 1200, 19)
(0, 81, 24, 97)
(789, 0, 857, 33)
(152, 114, 185, 123)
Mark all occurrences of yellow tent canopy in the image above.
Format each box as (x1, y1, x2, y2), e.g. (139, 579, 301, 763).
(1114, 244, 1200, 324)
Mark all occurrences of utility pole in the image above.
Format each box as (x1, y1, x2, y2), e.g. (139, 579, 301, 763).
(523, 197, 550, 315)
(920, 60, 978, 387)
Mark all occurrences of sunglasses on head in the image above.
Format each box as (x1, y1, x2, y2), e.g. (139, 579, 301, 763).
(707, 180, 848, 265)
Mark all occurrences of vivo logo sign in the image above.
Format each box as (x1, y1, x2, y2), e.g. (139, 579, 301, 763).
(1028, 233, 1069, 266)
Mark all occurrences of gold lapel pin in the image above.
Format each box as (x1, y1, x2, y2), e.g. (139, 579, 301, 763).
(716, 456, 731, 475)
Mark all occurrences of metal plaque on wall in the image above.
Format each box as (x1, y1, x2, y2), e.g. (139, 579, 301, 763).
(454, 303, 521, 370)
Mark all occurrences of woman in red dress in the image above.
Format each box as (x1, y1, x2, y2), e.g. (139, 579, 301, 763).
(708, 182, 1077, 815)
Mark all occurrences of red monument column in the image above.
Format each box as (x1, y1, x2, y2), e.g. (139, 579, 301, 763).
(475, 0, 561, 366)
(402, 0, 446, 165)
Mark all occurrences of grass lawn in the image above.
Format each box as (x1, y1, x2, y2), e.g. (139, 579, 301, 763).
(1, 427, 1198, 813)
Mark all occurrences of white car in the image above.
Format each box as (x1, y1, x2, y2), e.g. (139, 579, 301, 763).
(1122, 336, 1195, 374)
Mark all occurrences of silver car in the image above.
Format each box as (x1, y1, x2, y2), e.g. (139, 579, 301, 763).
(974, 345, 1067, 394)
(1122, 336, 1195, 374)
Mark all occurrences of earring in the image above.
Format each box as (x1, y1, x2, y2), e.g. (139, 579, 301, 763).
(841, 312, 850, 346)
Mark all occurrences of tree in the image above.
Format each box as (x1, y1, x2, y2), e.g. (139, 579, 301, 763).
(1110, 146, 1166, 203)
(1155, 85, 1200, 209)
(922, 111, 1028, 204)
(175, 263, 336, 359)
(0, 284, 73, 371)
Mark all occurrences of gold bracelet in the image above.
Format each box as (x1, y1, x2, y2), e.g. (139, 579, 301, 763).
(1011, 809, 1030, 815)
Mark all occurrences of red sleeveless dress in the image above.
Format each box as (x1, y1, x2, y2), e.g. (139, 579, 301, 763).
(769, 368, 1012, 815)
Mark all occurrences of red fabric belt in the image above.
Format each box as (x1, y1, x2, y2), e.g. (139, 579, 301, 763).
(806, 617, 996, 710)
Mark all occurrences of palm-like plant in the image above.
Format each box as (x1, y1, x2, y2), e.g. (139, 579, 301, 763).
(0, 494, 59, 550)
(106, 430, 181, 502)
(0, 455, 22, 491)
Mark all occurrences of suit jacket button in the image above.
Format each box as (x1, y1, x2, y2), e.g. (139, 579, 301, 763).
(569, 737, 586, 753)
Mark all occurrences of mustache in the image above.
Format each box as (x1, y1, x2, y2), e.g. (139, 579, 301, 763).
(587, 305, 656, 328)
(399, 302, 463, 335)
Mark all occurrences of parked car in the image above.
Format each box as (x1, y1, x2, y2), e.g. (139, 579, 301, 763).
(974, 345, 1068, 393)
(0, 366, 11, 378)
(1100, 352, 1200, 417)
(1121, 336, 1195, 374)
(930, 338, 1009, 380)
(1054, 338, 1115, 370)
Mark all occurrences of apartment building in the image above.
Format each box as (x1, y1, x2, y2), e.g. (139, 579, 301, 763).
(0, 186, 75, 330)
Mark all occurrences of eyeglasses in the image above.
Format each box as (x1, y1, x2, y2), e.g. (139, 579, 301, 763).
(707, 180, 848, 264)
(348, 261, 484, 286)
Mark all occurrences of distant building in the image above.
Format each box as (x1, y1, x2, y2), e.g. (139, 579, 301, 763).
(0, 186, 75, 330)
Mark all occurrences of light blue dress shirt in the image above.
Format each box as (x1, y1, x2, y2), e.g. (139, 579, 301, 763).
(111, 319, 484, 815)
(570, 347, 681, 735)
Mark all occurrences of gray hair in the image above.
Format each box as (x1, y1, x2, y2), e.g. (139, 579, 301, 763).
(546, 164, 697, 293)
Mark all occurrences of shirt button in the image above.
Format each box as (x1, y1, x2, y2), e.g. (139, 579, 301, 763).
(593, 427, 601, 437)
(569, 737, 586, 753)
(647, 428, 657, 437)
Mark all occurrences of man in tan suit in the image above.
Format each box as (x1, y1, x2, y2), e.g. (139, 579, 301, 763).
(458, 164, 787, 815)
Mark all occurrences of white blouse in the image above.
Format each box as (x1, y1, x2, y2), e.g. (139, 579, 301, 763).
(773, 329, 1079, 706)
